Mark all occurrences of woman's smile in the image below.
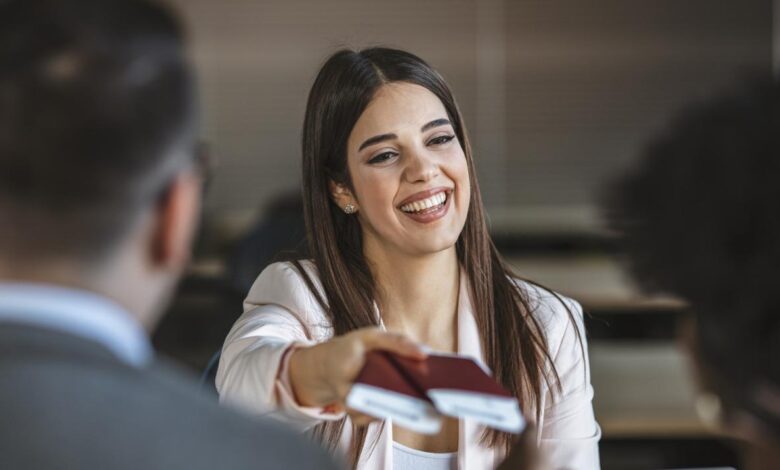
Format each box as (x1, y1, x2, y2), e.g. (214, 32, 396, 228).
(397, 187, 453, 224)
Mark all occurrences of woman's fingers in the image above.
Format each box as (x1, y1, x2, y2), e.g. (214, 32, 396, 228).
(288, 328, 427, 410)
(358, 329, 427, 360)
(300, 328, 428, 407)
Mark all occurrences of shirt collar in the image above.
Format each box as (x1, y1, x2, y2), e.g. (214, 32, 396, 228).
(0, 282, 153, 367)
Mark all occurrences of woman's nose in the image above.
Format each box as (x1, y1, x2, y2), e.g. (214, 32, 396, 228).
(404, 149, 439, 183)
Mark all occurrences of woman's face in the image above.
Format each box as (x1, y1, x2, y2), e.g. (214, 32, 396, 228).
(336, 82, 470, 258)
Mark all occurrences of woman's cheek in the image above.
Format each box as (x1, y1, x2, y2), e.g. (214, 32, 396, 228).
(361, 175, 393, 216)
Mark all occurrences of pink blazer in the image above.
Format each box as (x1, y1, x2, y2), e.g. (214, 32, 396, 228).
(216, 261, 601, 469)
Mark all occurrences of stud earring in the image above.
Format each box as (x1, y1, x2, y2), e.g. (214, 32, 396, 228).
(343, 203, 356, 214)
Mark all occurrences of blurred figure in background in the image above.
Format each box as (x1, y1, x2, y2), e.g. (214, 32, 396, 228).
(604, 77, 780, 470)
(0, 1, 336, 468)
(227, 190, 307, 295)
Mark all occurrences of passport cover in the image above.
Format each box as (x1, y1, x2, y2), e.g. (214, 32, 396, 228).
(346, 351, 524, 434)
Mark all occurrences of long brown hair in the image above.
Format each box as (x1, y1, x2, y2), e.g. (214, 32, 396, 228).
(296, 47, 580, 465)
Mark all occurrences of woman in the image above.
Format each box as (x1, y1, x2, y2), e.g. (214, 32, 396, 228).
(216, 47, 600, 469)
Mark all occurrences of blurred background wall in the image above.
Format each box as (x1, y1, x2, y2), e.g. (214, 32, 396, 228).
(170, 0, 769, 234)
(154, 1, 773, 468)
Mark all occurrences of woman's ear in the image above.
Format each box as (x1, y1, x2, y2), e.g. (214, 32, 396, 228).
(328, 180, 358, 214)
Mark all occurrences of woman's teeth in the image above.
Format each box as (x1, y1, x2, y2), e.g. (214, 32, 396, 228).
(400, 192, 447, 213)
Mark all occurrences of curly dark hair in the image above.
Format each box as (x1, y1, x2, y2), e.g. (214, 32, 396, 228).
(602, 76, 780, 433)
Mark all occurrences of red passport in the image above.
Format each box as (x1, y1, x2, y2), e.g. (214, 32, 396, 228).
(345, 351, 525, 434)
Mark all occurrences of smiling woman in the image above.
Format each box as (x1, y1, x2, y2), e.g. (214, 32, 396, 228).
(334, 82, 470, 257)
(216, 48, 601, 470)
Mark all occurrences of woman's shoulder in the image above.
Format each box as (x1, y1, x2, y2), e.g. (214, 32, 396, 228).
(511, 278, 586, 356)
(244, 260, 327, 318)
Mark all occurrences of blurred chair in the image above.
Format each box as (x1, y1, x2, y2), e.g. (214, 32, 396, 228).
(227, 190, 307, 294)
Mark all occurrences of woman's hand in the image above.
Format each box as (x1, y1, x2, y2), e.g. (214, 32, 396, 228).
(288, 327, 426, 414)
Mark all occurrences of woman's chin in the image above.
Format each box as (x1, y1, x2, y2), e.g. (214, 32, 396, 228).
(403, 234, 460, 257)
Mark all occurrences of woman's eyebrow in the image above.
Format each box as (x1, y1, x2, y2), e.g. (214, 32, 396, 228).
(358, 118, 451, 151)
(421, 118, 451, 132)
(359, 133, 397, 151)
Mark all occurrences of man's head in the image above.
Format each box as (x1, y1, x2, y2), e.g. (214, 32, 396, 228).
(0, 0, 201, 327)
(604, 77, 779, 443)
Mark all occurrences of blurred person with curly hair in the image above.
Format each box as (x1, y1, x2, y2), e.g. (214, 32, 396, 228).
(603, 77, 780, 470)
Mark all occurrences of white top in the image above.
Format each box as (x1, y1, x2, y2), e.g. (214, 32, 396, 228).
(0, 282, 152, 367)
(392, 442, 456, 470)
(217, 261, 601, 469)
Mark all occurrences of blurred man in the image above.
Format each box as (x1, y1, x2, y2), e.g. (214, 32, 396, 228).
(0, 1, 337, 468)
(604, 77, 780, 469)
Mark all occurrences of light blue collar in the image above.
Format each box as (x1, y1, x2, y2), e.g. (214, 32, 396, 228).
(0, 282, 153, 367)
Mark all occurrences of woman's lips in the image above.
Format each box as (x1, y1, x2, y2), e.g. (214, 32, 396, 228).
(399, 190, 452, 224)
(396, 187, 451, 208)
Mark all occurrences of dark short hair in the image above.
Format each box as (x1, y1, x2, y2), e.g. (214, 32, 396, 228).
(0, 0, 195, 261)
(603, 77, 780, 433)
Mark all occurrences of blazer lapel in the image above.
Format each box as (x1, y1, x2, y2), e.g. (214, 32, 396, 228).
(456, 269, 496, 469)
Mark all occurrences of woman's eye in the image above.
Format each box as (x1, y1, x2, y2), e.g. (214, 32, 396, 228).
(368, 151, 397, 164)
(428, 134, 455, 146)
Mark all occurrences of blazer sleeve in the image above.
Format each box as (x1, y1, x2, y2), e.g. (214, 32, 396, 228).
(536, 293, 602, 469)
(215, 262, 344, 431)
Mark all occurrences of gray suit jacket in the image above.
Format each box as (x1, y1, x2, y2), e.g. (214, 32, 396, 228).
(0, 323, 340, 470)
